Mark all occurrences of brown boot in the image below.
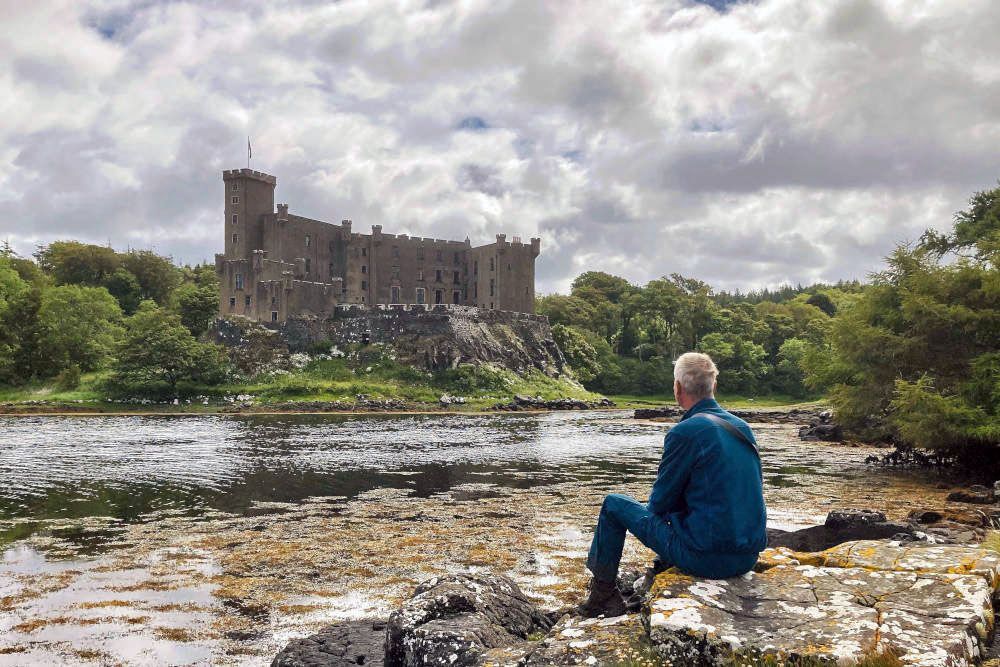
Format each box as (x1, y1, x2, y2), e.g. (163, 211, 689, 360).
(575, 577, 627, 618)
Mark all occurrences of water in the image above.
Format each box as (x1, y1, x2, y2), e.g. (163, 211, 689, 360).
(0, 411, 952, 665)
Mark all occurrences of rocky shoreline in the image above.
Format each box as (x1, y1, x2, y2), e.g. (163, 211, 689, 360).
(273, 506, 1000, 667)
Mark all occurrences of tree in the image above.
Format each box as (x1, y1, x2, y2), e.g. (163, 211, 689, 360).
(37, 285, 124, 374)
(173, 282, 219, 336)
(551, 324, 601, 384)
(806, 292, 837, 317)
(121, 250, 181, 305)
(35, 241, 119, 286)
(536, 295, 597, 330)
(0, 258, 31, 382)
(104, 268, 143, 314)
(114, 301, 225, 392)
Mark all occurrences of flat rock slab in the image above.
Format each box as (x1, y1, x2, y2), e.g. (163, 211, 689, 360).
(647, 541, 1000, 666)
(521, 613, 650, 666)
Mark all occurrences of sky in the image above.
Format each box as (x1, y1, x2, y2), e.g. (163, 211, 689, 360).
(1, 0, 999, 294)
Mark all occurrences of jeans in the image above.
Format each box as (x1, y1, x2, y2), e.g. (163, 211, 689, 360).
(585, 493, 759, 581)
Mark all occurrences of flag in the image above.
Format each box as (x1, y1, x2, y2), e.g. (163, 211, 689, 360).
(248, 137, 252, 160)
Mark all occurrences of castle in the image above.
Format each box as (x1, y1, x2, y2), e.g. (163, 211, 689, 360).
(215, 169, 540, 322)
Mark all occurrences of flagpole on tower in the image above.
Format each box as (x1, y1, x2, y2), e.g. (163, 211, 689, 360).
(247, 137, 252, 169)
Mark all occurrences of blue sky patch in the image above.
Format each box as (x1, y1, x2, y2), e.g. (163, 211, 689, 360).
(457, 116, 489, 131)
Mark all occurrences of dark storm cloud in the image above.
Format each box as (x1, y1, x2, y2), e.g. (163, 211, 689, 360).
(1, 0, 998, 293)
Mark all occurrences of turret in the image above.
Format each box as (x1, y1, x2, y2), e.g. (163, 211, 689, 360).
(223, 169, 276, 260)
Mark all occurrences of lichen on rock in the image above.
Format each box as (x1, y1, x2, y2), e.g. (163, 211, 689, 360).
(645, 540, 1000, 666)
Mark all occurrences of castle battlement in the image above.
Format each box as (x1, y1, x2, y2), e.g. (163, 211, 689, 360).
(222, 168, 276, 185)
(217, 168, 539, 322)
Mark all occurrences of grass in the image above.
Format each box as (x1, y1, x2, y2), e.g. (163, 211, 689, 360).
(0, 353, 826, 414)
(985, 531, 1000, 554)
(0, 356, 603, 414)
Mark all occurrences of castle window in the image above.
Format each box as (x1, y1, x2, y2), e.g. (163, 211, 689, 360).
(436, 249, 443, 261)
(272, 296, 278, 305)
(361, 280, 367, 290)
(489, 278, 494, 296)
(454, 252, 459, 264)
(525, 286, 529, 296)
(232, 196, 239, 204)
(453, 270, 459, 284)
(416, 287, 426, 304)
(474, 261, 478, 276)
(245, 295, 251, 306)
(392, 246, 399, 258)
(452, 291, 460, 304)
(361, 265, 367, 274)
(473, 283, 478, 299)
(417, 249, 424, 261)
(305, 235, 311, 247)
(232, 233, 239, 245)
(232, 214, 238, 225)
(235, 273, 244, 290)
(417, 269, 424, 281)
(490, 258, 495, 271)
(435, 289, 443, 304)
(361, 296, 365, 303)
(391, 286, 400, 303)
(229, 297, 236, 308)
(232, 183, 239, 191)
(508, 263, 511, 271)
(271, 311, 278, 322)
(305, 258, 311, 274)
(490, 302, 494, 309)
(362, 247, 367, 257)
(435, 269, 442, 283)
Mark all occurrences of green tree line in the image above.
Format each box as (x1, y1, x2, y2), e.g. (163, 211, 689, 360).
(541, 182, 999, 451)
(0, 241, 221, 392)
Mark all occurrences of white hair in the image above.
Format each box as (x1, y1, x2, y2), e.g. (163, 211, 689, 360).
(673, 352, 718, 399)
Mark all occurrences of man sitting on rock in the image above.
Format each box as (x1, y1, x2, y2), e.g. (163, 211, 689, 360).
(577, 352, 767, 617)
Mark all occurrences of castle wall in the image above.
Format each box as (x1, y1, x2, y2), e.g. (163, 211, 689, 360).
(216, 168, 539, 321)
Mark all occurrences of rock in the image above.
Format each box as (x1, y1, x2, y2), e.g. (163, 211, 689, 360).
(995, 480, 1000, 496)
(271, 620, 386, 667)
(633, 406, 829, 424)
(797, 422, 843, 441)
(767, 509, 914, 552)
(646, 540, 1000, 666)
(384, 573, 552, 667)
(492, 396, 614, 412)
(521, 613, 651, 665)
(947, 485, 996, 504)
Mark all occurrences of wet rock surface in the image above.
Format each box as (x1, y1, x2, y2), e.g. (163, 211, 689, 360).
(797, 409, 843, 441)
(947, 484, 997, 504)
(383, 574, 552, 666)
(521, 613, 651, 665)
(648, 540, 1000, 666)
(633, 405, 826, 424)
(272, 620, 386, 667)
(493, 395, 615, 411)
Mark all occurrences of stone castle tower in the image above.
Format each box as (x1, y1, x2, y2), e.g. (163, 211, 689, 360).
(215, 169, 540, 322)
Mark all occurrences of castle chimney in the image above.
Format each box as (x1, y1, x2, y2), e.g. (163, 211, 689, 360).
(277, 203, 289, 221)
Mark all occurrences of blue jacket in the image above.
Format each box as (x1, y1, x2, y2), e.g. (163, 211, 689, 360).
(647, 397, 767, 555)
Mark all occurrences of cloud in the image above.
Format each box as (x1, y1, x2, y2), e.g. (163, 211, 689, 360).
(0, 0, 998, 293)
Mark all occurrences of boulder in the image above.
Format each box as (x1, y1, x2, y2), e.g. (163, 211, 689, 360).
(383, 573, 552, 667)
(521, 613, 651, 665)
(646, 540, 1000, 666)
(271, 620, 386, 667)
(947, 485, 996, 504)
(767, 509, 914, 551)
